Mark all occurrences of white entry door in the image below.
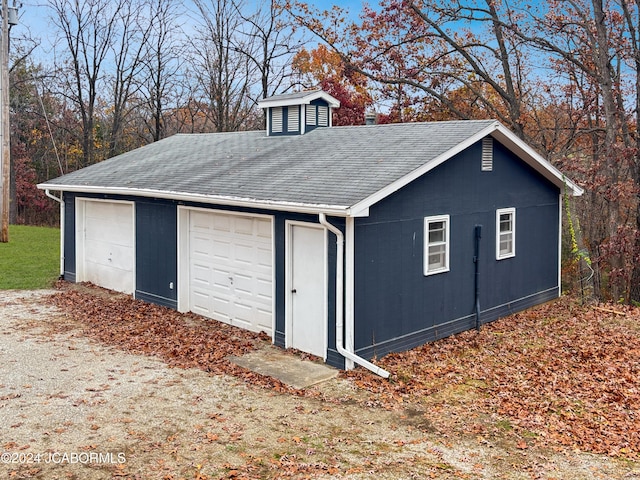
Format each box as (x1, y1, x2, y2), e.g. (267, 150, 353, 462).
(188, 210, 273, 335)
(78, 199, 135, 294)
(288, 224, 326, 358)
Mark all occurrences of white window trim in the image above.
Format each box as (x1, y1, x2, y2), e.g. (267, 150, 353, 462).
(424, 214, 450, 276)
(496, 207, 516, 260)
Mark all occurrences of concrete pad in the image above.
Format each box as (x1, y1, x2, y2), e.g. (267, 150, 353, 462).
(228, 347, 338, 389)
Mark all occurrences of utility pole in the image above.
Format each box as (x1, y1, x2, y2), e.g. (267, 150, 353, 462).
(0, 0, 17, 243)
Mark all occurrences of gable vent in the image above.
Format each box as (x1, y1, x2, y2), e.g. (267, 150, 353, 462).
(481, 137, 493, 171)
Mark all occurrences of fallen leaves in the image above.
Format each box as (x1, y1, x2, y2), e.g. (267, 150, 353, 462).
(346, 297, 640, 459)
(42, 282, 640, 462)
(44, 283, 304, 395)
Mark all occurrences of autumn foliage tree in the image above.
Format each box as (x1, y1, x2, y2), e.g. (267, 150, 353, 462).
(292, 44, 372, 125)
(285, 0, 640, 303)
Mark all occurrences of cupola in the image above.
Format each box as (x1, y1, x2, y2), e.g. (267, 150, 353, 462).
(258, 89, 341, 137)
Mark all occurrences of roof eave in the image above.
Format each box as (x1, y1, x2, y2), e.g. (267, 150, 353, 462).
(348, 121, 583, 217)
(490, 124, 584, 197)
(37, 184, 351, 217)
(258, 90, 341, 109)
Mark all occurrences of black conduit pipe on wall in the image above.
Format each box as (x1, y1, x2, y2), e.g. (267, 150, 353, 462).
(474, 225, 482, 331)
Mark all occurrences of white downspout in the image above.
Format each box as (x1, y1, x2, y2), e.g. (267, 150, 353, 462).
(319, 213, 390, 379)
(45, 189, 64, 277)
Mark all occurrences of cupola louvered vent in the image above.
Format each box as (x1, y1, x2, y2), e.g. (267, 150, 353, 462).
(482, 137, 493, 171)
(272, 107, 283, 133)
(258, 89, 340, 136)
(288, 105, 300, 132)
(318, 106, 329, 126)
(306, 105, 317, 126)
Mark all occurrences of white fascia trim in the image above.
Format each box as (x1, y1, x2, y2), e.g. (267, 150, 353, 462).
(491, 124, 583, 197)
(258, 91, 341, 109)
(37, 184, 351, 217)
(349, 123, 501, 216)
(348, 121, 583, 217)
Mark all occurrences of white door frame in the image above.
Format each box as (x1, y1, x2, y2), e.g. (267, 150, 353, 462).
(75, 197, 136, 294)
(177, 206, 276, 339)
(285, 220, 328, 359)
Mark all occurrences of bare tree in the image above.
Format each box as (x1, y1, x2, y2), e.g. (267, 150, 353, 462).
(48, 0, 127, 168)
(190, 0, 255, 132)
(137, 0, 184, 142)
(104, 0, 155, 157)
(234, 0, 302, 101)
(286, 0, 532, 136)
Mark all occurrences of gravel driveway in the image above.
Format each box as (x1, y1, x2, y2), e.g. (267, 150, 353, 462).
(1, 289, 638, 479)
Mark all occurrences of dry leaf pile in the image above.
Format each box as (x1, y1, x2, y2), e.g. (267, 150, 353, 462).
(46, 283, 640, 461)
(45, 284, 305, 395)
(347, 298, 640, 458)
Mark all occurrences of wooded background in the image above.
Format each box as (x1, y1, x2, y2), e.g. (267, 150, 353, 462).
(9, 0, 640, 303)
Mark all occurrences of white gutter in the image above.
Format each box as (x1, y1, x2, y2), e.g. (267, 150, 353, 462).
(319, 213, 390, 379)
(37, 184, 352, 217)
(44, 189, 64, 277)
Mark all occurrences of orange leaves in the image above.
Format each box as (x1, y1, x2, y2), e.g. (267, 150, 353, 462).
(345, 297, 640, 459)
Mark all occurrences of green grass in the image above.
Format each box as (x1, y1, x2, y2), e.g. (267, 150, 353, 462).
(0, 225, 60, 289)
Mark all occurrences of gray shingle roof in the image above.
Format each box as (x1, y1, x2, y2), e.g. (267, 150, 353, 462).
(39, 119, 580, 214)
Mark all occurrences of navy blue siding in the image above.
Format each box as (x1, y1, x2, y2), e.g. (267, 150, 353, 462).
(353, 138, 560, 359)
(59, 193, 344, 366)
(135, 200, 178, 308)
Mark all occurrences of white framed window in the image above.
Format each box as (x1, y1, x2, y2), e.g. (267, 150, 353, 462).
(424, 215, 450, 275)
(496, 207, 516, 259)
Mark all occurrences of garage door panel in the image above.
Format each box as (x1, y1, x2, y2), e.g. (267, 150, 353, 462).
(235, 243, 256, 265)
(80, 201, 134, 295)
(191, 268, 211, 288)
(234, 217, 254, 235)
(190, 211, 214, 231)
(256, 219, 271, 237)
(188, 211, 273, 336)
(212, 214, 231, 232)
(256, 278, 272, 299)
(257, 252, 272, 271)
(191, 235, 214, 257)
(84, 241, 133, 271)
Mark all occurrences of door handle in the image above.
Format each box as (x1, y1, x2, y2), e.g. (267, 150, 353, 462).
(291, 288, 297, 293)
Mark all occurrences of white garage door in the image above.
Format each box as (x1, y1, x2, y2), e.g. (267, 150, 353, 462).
(188, 210, 273, 335)
(79, 200, 135, 294)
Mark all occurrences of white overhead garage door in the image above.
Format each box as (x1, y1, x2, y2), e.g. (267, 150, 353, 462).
(187, 210, 273, 336)
(77, 200, 135, 294)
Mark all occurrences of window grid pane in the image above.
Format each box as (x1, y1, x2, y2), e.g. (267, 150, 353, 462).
(496, 208, 515, 259)
(424, 216, 449, 275)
